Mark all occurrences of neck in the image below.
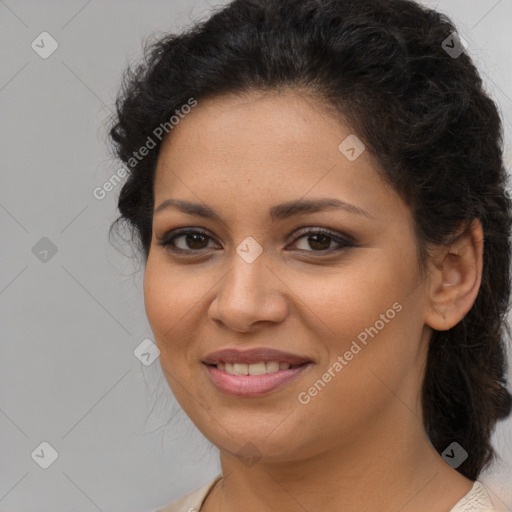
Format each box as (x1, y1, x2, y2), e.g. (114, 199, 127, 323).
(205, 405, 473, 512)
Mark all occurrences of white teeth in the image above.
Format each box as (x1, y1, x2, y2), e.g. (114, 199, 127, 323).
(248, 362, 267, 375)
(233, 363, 249, 375)
(266, 361, 279, 373)
(217, 361, 292, 375)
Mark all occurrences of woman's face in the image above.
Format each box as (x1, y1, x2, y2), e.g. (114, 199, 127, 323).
(144, 90, 432, 462)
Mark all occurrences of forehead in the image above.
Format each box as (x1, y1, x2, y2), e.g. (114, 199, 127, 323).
(153, 90, 405, 223)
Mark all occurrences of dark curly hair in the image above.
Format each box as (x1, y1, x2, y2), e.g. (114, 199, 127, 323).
(108, 0, 512, 480)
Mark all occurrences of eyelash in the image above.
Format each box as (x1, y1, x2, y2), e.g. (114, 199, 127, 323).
(156, 227, 354, 256)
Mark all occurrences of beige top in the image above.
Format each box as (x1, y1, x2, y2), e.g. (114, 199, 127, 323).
(155, 475, 496, 512)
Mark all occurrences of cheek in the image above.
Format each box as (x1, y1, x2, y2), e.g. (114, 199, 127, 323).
(143, 258, 200, 372)
(288, 251, 412, 346)
(295, 313, 421, 446)
(143, 256, 206, 340)
(143, 259, 204, 406)
(291, 250, 424, 407)
(143, 262, 175, 340)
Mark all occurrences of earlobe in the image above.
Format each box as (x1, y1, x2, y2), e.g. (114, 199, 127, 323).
(424, 219, 484, 331)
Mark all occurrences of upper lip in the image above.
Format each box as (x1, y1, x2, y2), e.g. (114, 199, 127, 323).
(202, 348, 312, 365)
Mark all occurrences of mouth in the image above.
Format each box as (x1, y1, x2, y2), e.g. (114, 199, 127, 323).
(205, 360, 306, 375)
(202, 348, 313, 397)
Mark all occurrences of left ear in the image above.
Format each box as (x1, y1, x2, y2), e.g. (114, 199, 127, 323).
(424, 219, 484, 331)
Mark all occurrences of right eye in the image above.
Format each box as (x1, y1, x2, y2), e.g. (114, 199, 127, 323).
(157, 228, 219, 254)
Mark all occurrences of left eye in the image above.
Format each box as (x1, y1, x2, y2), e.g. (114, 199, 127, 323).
(157, 228, 353, 254)
(289, 229, 353, 253)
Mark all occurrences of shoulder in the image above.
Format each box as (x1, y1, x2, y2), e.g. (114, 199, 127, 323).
(154, 474, 222, 512)
(154, 476, 496, 512)
(449, 481, 496, 512)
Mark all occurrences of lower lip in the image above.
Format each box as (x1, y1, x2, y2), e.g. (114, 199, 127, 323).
(204, 364, 312, 397)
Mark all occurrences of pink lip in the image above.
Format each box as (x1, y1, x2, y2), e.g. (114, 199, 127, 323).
(202, 347, 312, 365)
(204, 363, 312, 397)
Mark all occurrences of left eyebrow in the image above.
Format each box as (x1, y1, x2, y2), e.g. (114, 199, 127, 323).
(153, 197, 373, 221)
(269, 197, 373, 221)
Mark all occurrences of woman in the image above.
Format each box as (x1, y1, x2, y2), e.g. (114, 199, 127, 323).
(108, 0, 512, 510)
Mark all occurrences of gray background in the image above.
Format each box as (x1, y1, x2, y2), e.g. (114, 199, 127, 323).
(0, 1, 511, 511)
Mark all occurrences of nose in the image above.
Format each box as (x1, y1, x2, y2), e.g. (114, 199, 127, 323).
(208, 250, 289, 333)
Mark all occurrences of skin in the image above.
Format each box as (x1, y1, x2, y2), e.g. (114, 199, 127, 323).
(144, 89, 483, 512)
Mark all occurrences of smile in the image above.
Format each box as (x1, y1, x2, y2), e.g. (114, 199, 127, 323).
(202, 347, 313, 397)
(215, 361, 296, 375)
